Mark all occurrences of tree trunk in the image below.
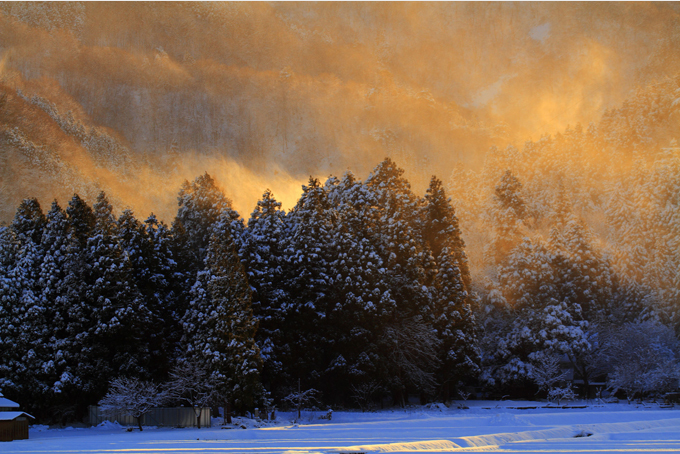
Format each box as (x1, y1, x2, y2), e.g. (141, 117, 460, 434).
(136, 416, 143, 432)
(225, 400, 232, 424)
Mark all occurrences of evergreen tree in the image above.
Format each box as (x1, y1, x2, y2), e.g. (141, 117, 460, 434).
(48, 194, 97, 414)
(0, 200, 50, 412)
(490, 238, 557, 385)
(281, 177, 335, 391)
(423, 176, 480, 398)
(181, 210, 262, 413)
(65, 194, 95, 249)
(322, 173, 391, 400)
(117, 209, 174, 381)
(364, 159, 439, 402)
(12, 237, 51, 410)
(11, 198, 46, 246)
(173, 173, 242, 274)
(144, 214, 182, 373)
(494, 170, 527, 220)
(240, 189, 289, 398)
(486, 170, 526, 265)
(172, 173, 243, 322)
(68, 193, 156, 408)
(365, 158, 433, 321)
(37, 201, 71, 408)
(562, 219, 614, 320)
(0, 227, 20, 398)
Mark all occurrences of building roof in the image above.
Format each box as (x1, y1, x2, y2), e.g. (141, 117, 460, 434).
(0, 396, 20, 408)
(0, 412, 34, 421)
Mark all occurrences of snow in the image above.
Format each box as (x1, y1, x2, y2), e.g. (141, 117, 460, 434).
(0, 396, 20, 408)
(6, 402, 680, 453)
(0, 411, 34, 421)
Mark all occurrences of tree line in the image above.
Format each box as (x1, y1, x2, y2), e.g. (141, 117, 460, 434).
(2, 148, 680, 422)
(0, 159, 478, 421)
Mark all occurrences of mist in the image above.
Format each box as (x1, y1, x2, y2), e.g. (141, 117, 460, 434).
(0, 2, 679, 221)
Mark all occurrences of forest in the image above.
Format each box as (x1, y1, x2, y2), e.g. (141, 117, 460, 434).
(0, 2, 679, 424)
(2, 86, 680, 419)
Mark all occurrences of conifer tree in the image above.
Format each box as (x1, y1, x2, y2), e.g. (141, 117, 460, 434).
(486, 170, 527, 265)
(365, 158, 433, 320)
(172, 173, 243, 320)
(70, 193, 155, 406)
(424, 176, 471, 289)
(491, 238, 557, 384)
(0, 227, 20, 397)
(562, 219, 614, 320)
(322, 173, 390, 398)
(145, 214, 182, 372)
(49, 195, 97, 408)
(38, 202, 71, 403)
(364, 159, 440, 402)
(173, 173, 242, 274)
(181, 210, 262, 413)
(423, 177, 479, 398)
(117, 209, 174, 381)
(12, 198, 46, 246)
(66, 194, 95, 249)
(11, 236, 51, 409)
(0, 200, 50, 410)
(282, 177, 335, 389)
(240, 189, 289, 396)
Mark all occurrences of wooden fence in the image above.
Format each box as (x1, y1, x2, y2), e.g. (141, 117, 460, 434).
(88, 406, 211, 428)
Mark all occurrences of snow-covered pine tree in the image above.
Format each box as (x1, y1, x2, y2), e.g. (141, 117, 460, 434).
(72, 193, 156, 407)
(117, 209, 174, 381)
(48, 194, 97, 408)
(11, 198, 46, 246)
(0, 226, 20, 399)
(364, 158, 433, 320)
(424, 178, 470, 289)
(173, 173, 243, 274)
(240, 189, 289, 398)
(422, 176, 480, 399)
(0, 199, 51, 413)
(144, 214, 182, 374)
(279, 177, 335, 393)
(37, 201, 71, 405)
(66, 194, 95, 248)
(562, 219, 614, 321)
(490, 234, 594, 394)
(486, 170, 527, 265)
(364, 159, 440, 401)
(172, 173, 243, 321)
(0, 199, 49, 410)
(321, 173, 390, 400)
(181, 210, 263, 413)
(489, 238, 553, 384)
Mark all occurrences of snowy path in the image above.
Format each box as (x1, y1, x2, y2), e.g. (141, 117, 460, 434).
(4, 404, 680, 453)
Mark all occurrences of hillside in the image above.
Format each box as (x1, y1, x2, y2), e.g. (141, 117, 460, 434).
(0, 2, 679, 221)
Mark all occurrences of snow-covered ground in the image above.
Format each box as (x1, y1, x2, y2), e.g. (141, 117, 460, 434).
(5, 401, 680, 453)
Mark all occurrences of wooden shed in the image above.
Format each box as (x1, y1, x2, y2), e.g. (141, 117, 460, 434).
(0, 412, 34, 442)
(0, 393, 34, 442)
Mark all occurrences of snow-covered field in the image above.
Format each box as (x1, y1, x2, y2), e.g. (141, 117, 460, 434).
(5, 401, 680, 453)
